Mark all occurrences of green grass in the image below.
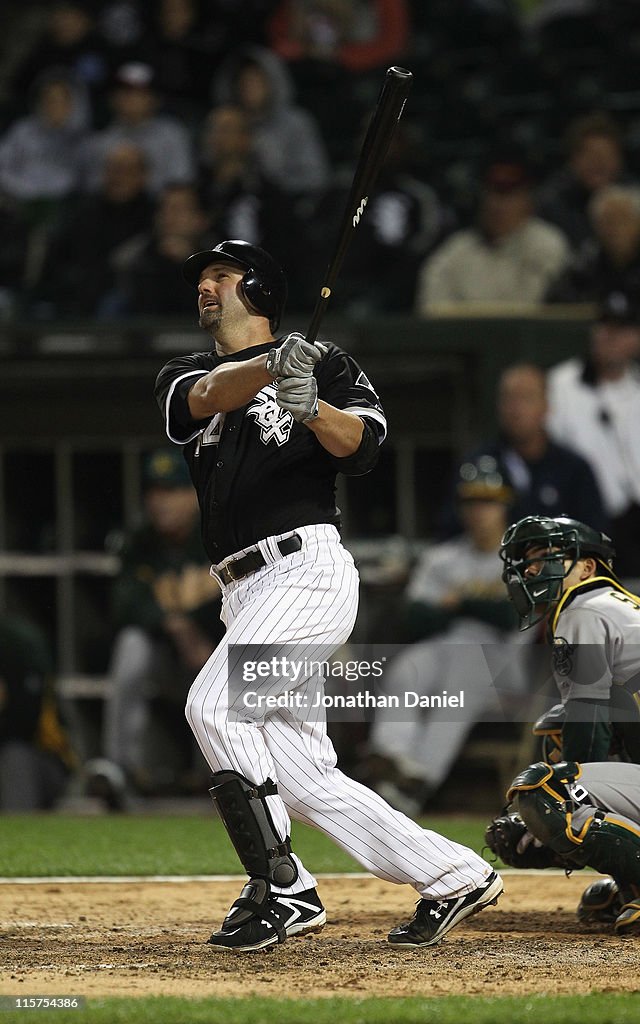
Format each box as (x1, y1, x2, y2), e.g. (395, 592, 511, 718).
(0, 817, 629, 1020)
(2, 995, 640, 1024)
(0, 814, 491, 877)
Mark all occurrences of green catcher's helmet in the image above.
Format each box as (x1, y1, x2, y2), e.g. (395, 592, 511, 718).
(499, 515, 615, 629)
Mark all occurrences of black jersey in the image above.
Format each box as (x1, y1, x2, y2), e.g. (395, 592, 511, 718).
(154, 340, 386, 562)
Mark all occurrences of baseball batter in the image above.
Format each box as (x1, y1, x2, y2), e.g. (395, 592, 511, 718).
(486, 759, 640, 936)
(154, 239, 502, 951)
(500, 515, 640, 763)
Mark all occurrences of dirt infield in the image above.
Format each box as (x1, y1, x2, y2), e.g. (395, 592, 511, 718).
(1, 874, 640, 1000)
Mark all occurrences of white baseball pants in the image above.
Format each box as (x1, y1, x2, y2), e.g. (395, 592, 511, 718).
(186, 523, 493, 899)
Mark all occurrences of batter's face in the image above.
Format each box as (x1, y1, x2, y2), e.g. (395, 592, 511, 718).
(197, 262, 246, 332)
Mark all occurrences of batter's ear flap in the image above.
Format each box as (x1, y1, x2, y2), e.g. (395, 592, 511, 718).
(240, 270, 277, 321)
(242, 270, 272, 307)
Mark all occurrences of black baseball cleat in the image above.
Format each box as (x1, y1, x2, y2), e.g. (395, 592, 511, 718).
(207, 881, 326, 952)
(388, 870, 503, 948)
(577, 878, 623, 924)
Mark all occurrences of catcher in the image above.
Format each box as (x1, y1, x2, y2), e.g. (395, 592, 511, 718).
(485, 759, 640, 936)
(499, 514, 640, 763)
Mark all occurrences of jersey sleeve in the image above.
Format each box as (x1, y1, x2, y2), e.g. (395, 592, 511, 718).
(315, 345, 387, 443)
(552, 608, 615, 703)
(154, 354, 213, 444)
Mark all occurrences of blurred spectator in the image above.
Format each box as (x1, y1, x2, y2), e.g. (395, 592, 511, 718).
(267, 0, 410, 151)
(546, 291, 640, 579)
(441, 363, 607, 536)
(536, 112, 633, 252)
(6, 2, 108, 123)
(308, 120, 453, 314)
(139, 0, 219, 125)
(97, 1, 147, 72)
(196, 103, 304, 293)
(80, 61, 196, 195)
(115, 182, 212, 316)
(268, 0, 410, 73)
(86, 448, 224, 808)
(415, 158, 570, 311)
(358, 455, 528, 816)
(0, 68, 90, 297)
(0, 68, 88, 203)
(0, 612, 75, 811)
(545, 185, 640, 303)
(211, 45, 331, 198)
(33, 141, 155, 318)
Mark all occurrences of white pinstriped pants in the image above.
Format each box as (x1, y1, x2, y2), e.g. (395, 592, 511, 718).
(186, 524, 493, 899)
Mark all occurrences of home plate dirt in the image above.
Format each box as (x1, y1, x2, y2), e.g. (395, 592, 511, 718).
(1, 875, 640, 1000)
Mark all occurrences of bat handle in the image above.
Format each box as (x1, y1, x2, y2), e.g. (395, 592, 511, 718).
(306, 288, 331, 347)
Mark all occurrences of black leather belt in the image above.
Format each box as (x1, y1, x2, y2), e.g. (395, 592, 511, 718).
(218, 534, 302, 585)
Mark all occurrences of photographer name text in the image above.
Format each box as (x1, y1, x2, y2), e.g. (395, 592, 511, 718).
(242, 690, 465, 710)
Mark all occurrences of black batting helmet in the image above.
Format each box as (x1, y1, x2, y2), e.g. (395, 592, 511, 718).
(499, 515, 616, 630)
(182, 240, 288, 331)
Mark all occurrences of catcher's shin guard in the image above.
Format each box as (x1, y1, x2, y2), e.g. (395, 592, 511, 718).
(507, 761, 586, 859)
(508, 761, 640, 882)
(209, 770, 298, 887)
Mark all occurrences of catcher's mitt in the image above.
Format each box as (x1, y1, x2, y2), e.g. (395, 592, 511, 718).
(484, 812, 567, 869)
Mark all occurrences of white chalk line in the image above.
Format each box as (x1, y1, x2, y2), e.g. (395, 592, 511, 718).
(0, 869, 568, 885)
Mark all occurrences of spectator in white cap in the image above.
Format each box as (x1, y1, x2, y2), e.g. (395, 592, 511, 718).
(79, 61, 196, 195)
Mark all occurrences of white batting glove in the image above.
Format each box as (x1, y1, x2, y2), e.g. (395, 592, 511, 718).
(276, 374, 319, 423)
(266, 333, 327, 379)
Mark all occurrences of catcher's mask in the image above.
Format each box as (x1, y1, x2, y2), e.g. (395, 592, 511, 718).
(499, 515, 615, 630)
(182, 240, 288, 331)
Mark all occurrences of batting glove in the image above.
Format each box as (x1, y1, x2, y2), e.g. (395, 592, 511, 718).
(266, 333, 327, 379)
(276, 374, 319, 423)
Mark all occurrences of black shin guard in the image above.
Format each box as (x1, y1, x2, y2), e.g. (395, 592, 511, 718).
(209, 770, 298, 887)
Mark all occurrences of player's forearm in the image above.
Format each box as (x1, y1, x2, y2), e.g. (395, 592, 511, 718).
(562, 699, 612, 762)
(188, 355, 271, 416)
(305, 403, 364, 457)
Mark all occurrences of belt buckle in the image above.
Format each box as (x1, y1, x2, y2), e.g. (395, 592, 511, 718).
(224, 560, 240, 583)
(220, 561, 237, 585)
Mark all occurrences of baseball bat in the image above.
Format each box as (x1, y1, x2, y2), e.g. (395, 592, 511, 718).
(305, 65, 413, 346)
